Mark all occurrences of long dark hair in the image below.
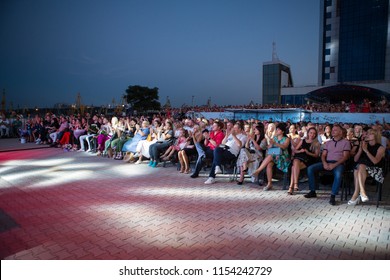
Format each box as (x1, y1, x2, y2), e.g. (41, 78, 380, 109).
(255, 123, 265, 144)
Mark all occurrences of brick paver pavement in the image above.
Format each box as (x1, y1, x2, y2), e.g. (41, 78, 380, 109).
(0, 140, 389, 260)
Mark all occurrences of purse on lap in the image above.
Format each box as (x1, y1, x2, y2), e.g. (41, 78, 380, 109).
(267, 147, 281, 155)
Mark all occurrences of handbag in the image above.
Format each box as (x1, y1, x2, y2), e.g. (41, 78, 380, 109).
(268, 147, 281, 155)
(146, 133, 152, 141)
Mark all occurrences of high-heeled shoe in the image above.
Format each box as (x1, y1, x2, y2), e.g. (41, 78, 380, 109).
(237, 180, 244, 185)
(360, 195, 369, 203)
(287, 187, 293, 195)
(348, 197, 360, 205)
(293, 183, 299, 192)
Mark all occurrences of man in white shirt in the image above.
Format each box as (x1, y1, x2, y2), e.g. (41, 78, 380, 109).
(204, 121, 247, 184)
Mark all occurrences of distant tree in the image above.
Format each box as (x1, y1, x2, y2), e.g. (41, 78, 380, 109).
(124, 85, 161, 112)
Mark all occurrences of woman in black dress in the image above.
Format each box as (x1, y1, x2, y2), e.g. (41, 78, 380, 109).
(288, 127, 321, 195)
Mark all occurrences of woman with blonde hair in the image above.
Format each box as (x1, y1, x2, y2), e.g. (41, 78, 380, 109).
(265, 122, 276, 145)
(348, 128, 385, 205)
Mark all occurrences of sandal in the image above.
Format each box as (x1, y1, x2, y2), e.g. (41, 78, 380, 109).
(293, 183, 299, 192)
(287, 187, 293, 195)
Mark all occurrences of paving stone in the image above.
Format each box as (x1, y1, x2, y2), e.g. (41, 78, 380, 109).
(0, 145, 389, 259)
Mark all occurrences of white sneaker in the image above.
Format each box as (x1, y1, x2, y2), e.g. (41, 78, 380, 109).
(204, 177, 216, 184)
(250, 176, 256, 183)
(214, 166, 222, 174)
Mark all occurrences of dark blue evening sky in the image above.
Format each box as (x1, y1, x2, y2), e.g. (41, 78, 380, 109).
(1, 0, 319, 109)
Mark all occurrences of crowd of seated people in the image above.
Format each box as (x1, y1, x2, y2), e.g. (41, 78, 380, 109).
(1, 109, 389, 206)
(170, 97, 390, 116)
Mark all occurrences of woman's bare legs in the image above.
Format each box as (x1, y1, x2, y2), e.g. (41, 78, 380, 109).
(252, 155, 273, 177)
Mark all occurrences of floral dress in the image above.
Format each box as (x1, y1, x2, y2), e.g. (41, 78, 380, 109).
(237, 138, 267, 175)
(270, 136, 291, 173)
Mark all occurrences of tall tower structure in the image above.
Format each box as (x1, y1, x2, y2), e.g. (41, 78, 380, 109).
(262, 43, 293, 105)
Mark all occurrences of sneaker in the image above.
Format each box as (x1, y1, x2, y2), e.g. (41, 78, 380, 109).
(204, 177, 216, 184)
(299, 177, 308, 183)
(250, 176, 256, 183)
(214, 166, 222, 174)
(329, 195, 336, 206)
(263, 185, 273, 191)
(151, 161, 158, 168)
(304, 191, 317, 198)
(148, 161, 153, 166)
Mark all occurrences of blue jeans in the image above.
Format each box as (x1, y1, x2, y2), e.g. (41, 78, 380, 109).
(307, 161, 345, 196)
(193, 143, 214, 176)
(208, 147, 235, 178)
(149, 141, 171, 161)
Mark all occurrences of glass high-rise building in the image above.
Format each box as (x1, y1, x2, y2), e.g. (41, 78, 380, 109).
(262, 42, 294, 105)
(271, 0, 389, 105)
(262, 62, 293, 105)
(319, 0, 390, 86)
